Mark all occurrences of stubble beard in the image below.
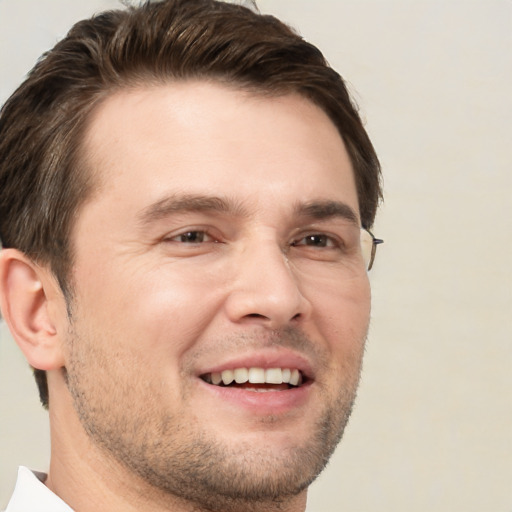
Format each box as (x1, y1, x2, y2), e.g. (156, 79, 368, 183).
(65, 325, 364, 512)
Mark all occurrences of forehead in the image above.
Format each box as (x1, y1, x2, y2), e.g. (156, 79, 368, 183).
(79, 81, 358, 222)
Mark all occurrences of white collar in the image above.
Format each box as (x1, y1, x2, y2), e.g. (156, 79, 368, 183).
(4, 466, 73, 512)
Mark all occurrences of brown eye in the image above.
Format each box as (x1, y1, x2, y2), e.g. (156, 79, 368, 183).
(169, 231, 212, 243)
(292, 234, 335, 248)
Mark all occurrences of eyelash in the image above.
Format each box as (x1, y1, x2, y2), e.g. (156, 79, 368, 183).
(290, 233, 340, 249)
(164, 229, 342, 251)
(169, 231, 211, 243)
(164, 229, 218, 244)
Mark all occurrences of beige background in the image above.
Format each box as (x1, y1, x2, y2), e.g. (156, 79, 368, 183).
(1, 1, 511, 510)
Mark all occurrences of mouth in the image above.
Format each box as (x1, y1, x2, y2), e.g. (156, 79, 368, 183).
(200, 367, 307, 392)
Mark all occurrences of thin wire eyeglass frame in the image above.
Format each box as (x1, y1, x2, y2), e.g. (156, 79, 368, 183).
(361, 228, 383, 271)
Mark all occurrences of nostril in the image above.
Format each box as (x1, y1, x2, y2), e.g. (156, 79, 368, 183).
(225, 279, 310, 327)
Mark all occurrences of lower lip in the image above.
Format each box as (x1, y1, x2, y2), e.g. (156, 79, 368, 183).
(199, 379, 312, 415)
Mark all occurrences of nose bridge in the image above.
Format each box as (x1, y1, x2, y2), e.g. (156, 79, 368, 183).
(225, 234, 310, 327)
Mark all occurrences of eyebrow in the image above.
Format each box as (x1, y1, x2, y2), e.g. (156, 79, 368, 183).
(137, 193, 248, 227)
(137, 194, 359, 227)
(295, 200, 360, 226)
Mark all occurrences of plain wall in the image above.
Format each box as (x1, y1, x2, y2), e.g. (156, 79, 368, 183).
(1, 1, 511, 511)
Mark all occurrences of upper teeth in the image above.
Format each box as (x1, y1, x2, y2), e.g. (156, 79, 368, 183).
(207, 368, 302, 386)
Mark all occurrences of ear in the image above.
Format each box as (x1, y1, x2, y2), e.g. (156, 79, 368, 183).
(0, 248, 66, 371)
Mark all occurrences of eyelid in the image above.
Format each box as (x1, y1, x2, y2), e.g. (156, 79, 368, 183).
(291, 232, 342, 248)
(162, 227, 220, 244)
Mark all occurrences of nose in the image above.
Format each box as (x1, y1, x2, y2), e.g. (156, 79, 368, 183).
(224, 239, 312, 328)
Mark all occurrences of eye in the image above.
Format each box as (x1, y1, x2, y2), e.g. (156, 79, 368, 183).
(166, 230, 215, 244)
(291, 234, 338, 248)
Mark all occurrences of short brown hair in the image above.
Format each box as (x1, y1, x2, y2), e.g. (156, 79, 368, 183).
(0, 0, 382, 408)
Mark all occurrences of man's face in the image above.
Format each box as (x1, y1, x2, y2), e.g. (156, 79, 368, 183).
(63, 82, 371, 508)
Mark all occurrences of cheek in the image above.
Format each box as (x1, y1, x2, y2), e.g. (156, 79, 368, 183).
(306, 272, 370, 361)
(71, 258, 226, 360)
(309, 266, 370, 315)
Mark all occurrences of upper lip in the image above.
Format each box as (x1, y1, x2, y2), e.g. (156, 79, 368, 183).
(197, 349, 315, 381)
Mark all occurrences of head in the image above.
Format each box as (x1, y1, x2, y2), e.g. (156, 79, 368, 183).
(0, 0, 381, 509)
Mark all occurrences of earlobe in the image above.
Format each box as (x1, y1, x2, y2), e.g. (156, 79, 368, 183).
(0, 249, 66, 371)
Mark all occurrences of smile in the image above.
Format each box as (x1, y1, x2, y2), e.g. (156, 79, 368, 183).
(201, 367, 304, 390)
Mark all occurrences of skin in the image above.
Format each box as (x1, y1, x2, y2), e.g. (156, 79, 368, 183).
(1, 82, 371, 512)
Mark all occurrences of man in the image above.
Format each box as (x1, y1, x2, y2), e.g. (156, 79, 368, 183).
(0, 0, 382, 511)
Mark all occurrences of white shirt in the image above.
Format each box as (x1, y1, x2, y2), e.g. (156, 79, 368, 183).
(4, 466, 73, 512)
